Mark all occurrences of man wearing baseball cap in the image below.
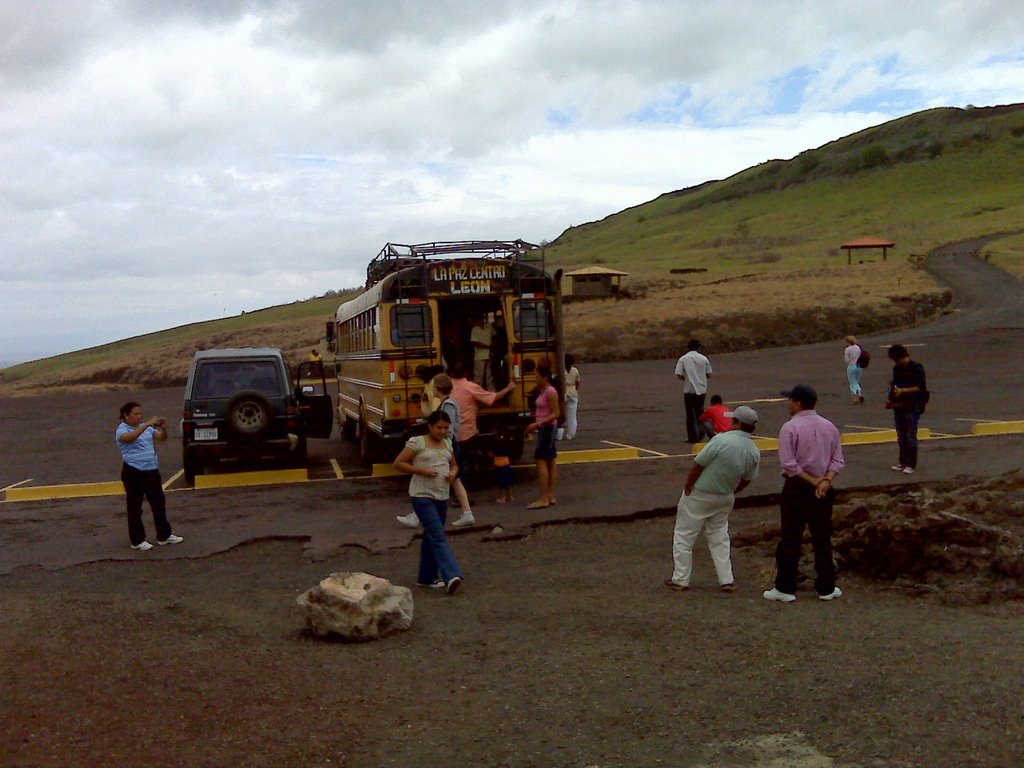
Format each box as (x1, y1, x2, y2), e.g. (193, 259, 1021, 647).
(664, 405, 761, 593)
(764, 384, 845, 603)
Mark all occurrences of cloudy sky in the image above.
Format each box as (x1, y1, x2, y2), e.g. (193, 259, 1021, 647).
(2, 1, 1022, 364)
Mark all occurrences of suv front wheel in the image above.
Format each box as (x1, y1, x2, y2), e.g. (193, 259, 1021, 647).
(226, 390, 274, 436)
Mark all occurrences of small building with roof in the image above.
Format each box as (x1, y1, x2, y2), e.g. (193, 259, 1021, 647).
(564, 266, 629, 298)
(841, 236, 896, 265)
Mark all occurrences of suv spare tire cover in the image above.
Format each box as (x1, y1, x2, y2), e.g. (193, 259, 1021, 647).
(226, 390, 274, 436)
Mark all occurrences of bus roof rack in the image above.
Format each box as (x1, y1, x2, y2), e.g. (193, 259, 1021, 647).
(366, 240, 541, 287)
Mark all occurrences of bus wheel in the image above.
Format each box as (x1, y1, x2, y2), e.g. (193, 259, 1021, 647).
(341, 413, 357, 441)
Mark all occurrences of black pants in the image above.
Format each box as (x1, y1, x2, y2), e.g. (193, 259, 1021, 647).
(121, 463, 172, 545)
(684, 392, 706, 443)
(774, 477, 836, 595)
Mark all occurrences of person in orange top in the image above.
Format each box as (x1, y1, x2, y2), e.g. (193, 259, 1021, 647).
(699, 395, 734, 440)
(450, 364, 515, 491)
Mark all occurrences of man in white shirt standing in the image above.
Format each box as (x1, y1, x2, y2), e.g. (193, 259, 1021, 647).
(470, 315, 495, 389)
(674, 339, 713, 444)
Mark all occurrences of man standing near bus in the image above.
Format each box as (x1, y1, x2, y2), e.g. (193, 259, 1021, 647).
(450, 365, 515, 522)
(471, 315, 495, 389)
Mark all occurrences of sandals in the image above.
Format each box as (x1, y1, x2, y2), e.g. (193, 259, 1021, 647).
(526, 501, 550, 509)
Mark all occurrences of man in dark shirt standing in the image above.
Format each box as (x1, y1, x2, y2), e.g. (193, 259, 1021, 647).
(887, 344, 928, 475)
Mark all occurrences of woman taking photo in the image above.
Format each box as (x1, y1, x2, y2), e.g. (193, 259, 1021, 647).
(525, 358, 560, 509)
(115, 401, 183, 551)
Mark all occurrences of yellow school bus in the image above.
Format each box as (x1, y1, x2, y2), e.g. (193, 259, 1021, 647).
(326, 241, 562, 463)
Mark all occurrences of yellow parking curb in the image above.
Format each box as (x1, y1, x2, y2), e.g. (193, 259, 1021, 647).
(558, 447, 639, 464)
(971, 420, 1024, 436)
(841, 429, 931, 445)
(695, 438, 779, 455)
(372, 446, 641, 476)
(5, 481, 124, 502)
(194, 468, 309, 489)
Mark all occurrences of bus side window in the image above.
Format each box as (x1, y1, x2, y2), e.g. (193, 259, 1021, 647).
(391, 305, 433, 346)
(513, 299, 553, 341)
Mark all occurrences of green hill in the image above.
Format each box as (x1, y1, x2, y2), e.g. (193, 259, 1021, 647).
(0, 292, 357, 394)
(544, 104, 1024, 277)
(4, 104, 1023, 393)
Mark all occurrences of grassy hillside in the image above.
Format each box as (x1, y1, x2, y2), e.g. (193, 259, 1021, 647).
(0, 292, 357, 394)
(3, 104, 1021, 393)
(545, 104, 1024, 275)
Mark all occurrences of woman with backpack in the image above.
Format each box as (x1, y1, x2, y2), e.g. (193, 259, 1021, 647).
(843, 335, 867, 404)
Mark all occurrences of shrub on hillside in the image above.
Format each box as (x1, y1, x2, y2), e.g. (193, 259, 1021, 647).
(862, 144, 890, 169)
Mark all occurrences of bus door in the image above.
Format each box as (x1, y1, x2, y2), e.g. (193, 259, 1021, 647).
(437, 296, 503, 378)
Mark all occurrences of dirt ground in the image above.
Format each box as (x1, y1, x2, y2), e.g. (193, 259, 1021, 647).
(2, 516, 1022, 768)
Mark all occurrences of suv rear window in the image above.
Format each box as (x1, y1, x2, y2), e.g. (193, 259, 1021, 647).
(193, 361, 283, 398)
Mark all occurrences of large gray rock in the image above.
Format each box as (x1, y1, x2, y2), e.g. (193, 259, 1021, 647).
(296, 572, 414, 641)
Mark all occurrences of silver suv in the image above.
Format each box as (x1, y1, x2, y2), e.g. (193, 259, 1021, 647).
(181, 348, 332, 484)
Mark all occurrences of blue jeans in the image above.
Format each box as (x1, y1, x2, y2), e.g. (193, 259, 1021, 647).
(894, 407, 922, 469)
(411, 497, 462, 585)
(846, 364, 863, 396)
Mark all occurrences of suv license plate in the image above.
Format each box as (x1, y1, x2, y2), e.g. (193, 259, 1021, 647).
(194, 427, 218, 441)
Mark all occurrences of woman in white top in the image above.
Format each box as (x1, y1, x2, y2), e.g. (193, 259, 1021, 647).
(393, 410, 463, 593)
(561, 353, 581, 440)
(844, 335, 865, 404)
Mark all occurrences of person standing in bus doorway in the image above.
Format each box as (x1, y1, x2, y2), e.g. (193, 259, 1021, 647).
(450, 365, 516, 509)
(525, 358, 560, 509)
(393, 410, 463, 594)
(115, 402, 183, 551)
(490, 313, 510, 390)
(674, 339, 713, 444)
(470, 314, 495, 389)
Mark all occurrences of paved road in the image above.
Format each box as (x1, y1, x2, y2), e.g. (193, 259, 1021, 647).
(1, 249, 1021, 573)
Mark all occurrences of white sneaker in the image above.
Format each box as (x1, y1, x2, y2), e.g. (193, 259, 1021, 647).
(902, 467, 915, 475)
(819, 587, 843, 601)
(396, 513, 421, 529)
(157, 534, 183, 545)
(762, 587, 797, 603)
(131, 541, 153, 551)
(891, 464, 906, 472)
(446, 576, 463, 594)
(451, 511, 476, 527)
(416, 580, 446, 589)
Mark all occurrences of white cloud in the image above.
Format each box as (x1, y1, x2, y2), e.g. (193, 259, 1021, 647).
(1, 0, 1022, 362)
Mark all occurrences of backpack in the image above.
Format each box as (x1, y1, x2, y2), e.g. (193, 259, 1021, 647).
(856, 345, 871, 368)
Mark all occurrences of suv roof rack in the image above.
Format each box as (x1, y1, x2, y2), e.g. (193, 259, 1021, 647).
(366, 240, 540, 287)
